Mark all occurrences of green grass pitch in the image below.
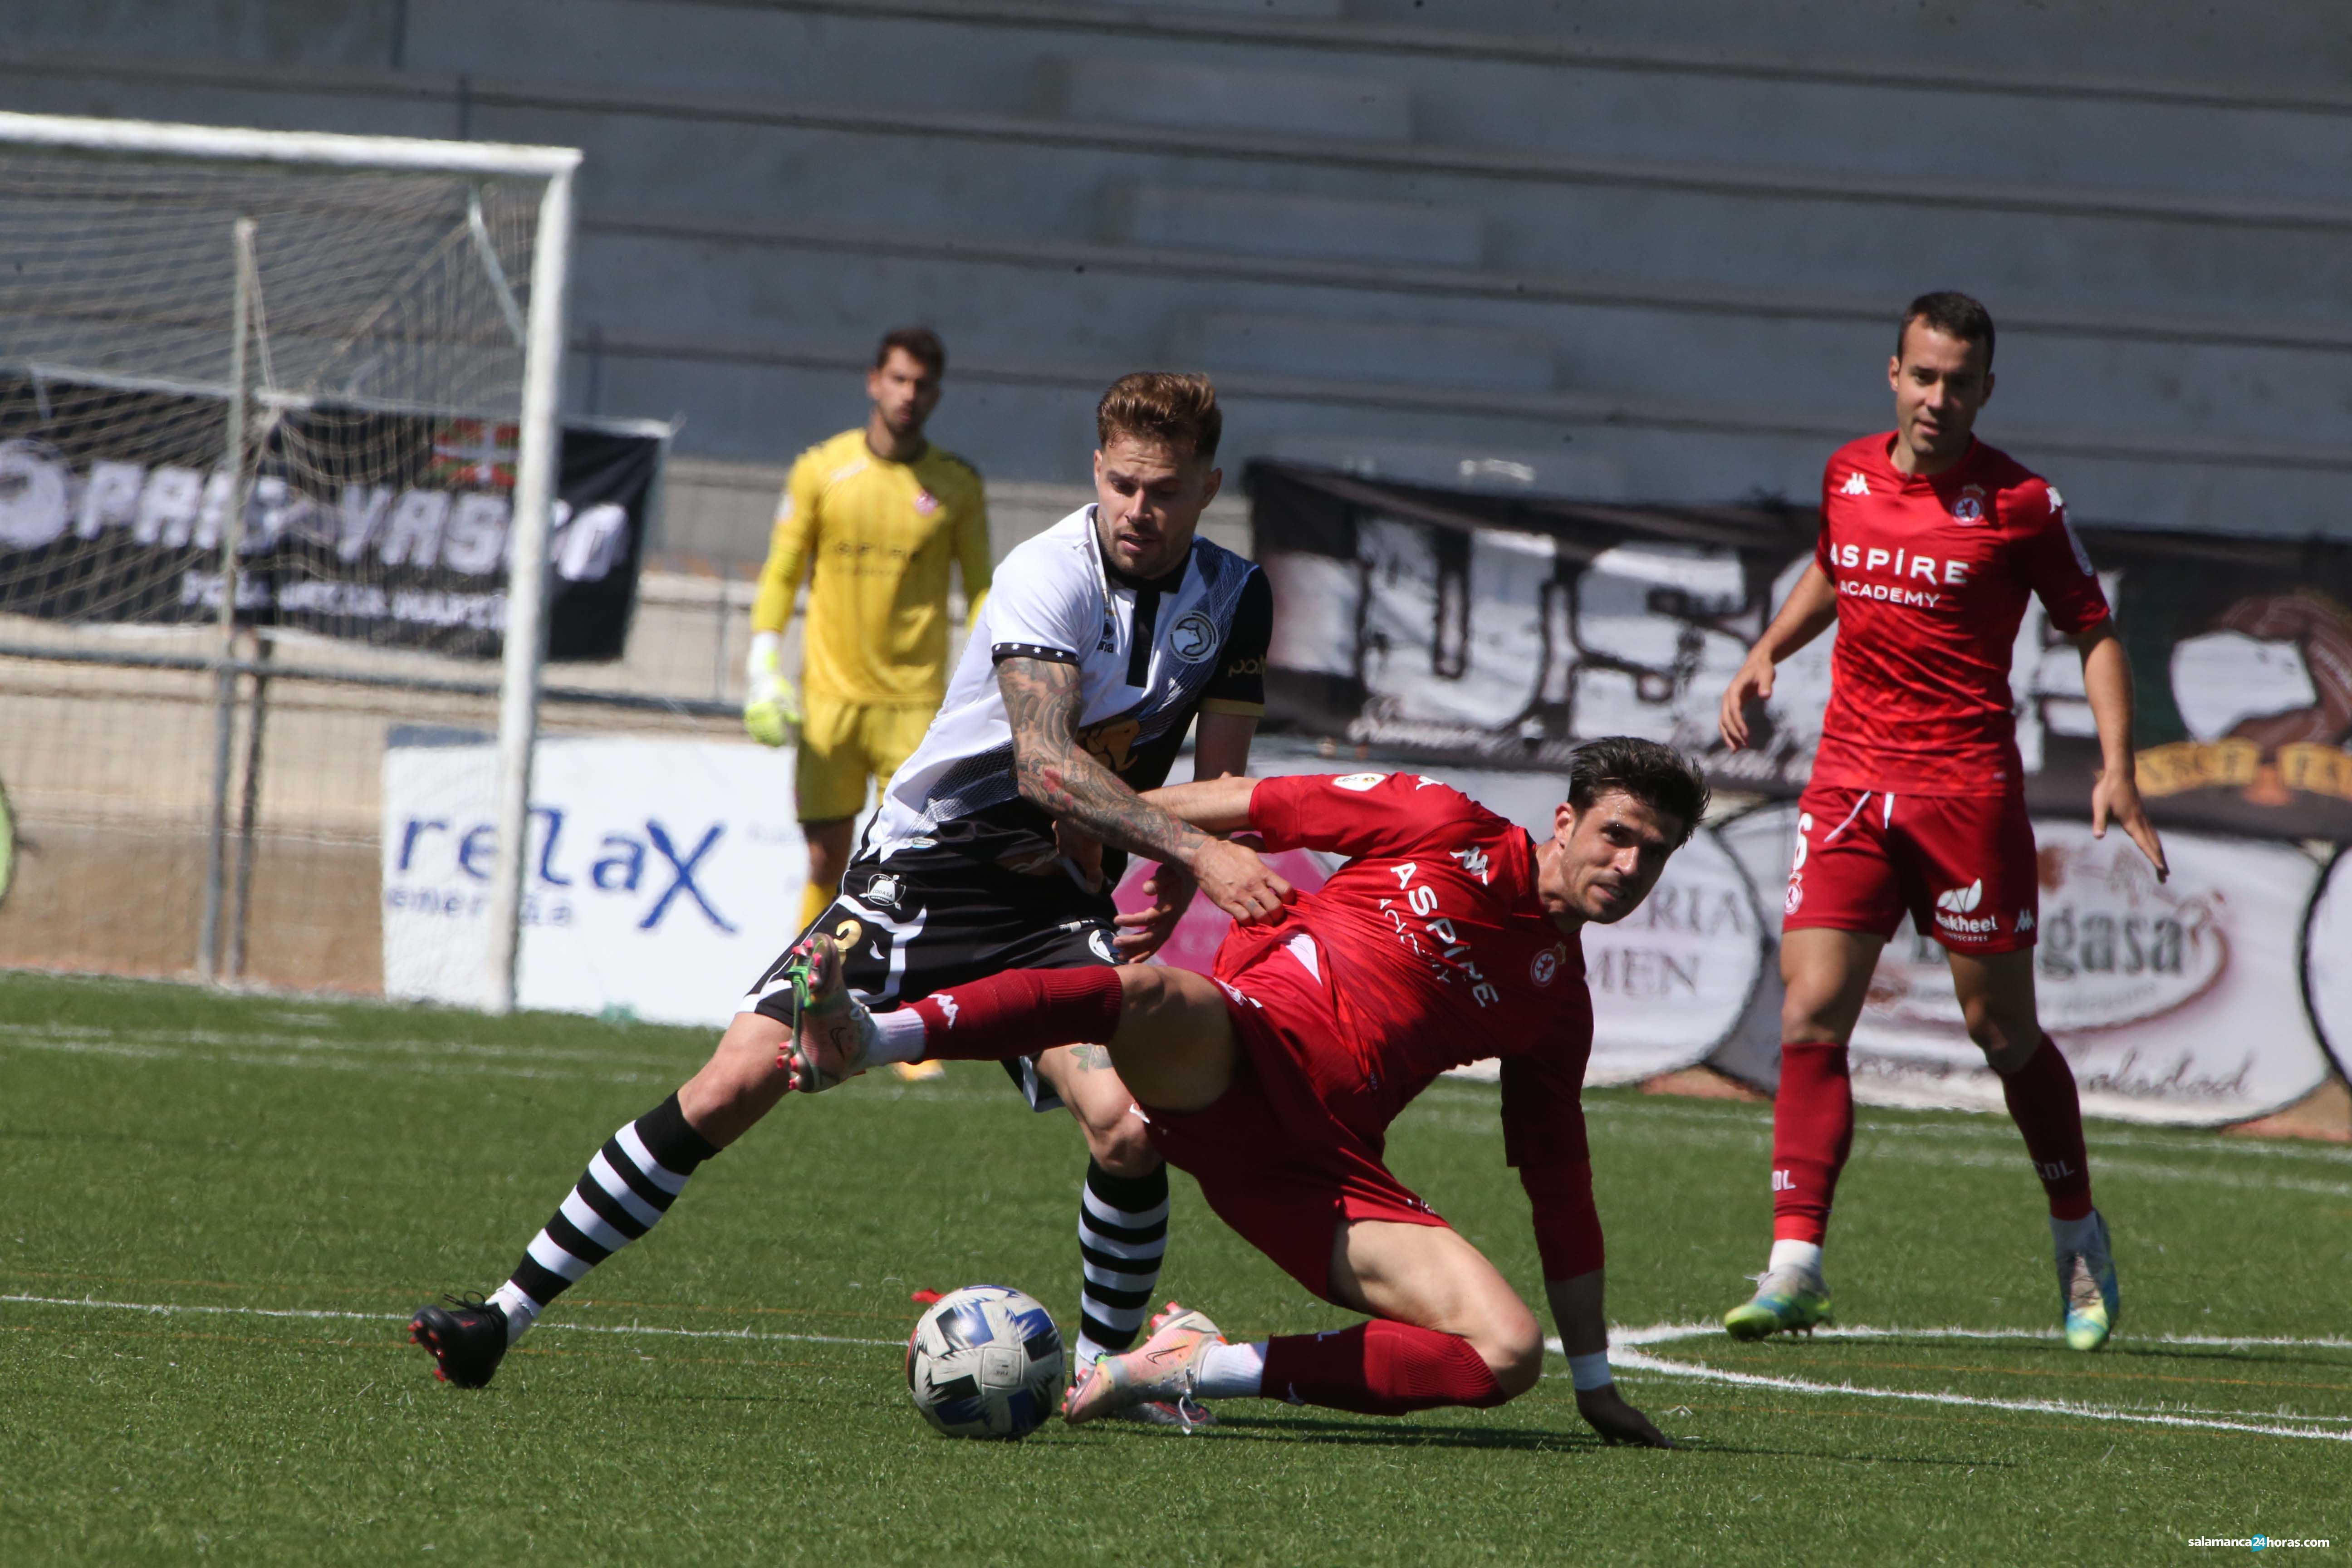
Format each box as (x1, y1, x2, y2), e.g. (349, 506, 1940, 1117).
(2, 970, 2346, 1563)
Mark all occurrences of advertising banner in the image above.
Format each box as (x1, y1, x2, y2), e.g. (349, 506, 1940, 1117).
(1250, 461, 2352, 842)
(1711, 804, 2334, 1125)
(382, 733, 805, 1024)
(2304, 849, 2352, 1083)
(0, 372, 660, 660)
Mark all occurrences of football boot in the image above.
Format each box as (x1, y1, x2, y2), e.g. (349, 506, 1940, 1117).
(1723, 1268, 1834, 1341)
(410, 1294, 510, 1387)
(1064, 1302, 1225, 1427)
(2057, 1210, 2120, 1352)
(777, 933, 880, 1092)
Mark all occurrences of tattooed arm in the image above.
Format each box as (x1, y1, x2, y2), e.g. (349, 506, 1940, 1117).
(997, 655, 1290, 923)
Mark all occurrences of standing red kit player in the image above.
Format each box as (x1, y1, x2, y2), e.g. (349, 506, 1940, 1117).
(778, 740, 1710, 1444)
(1716, 291, 2169, 1351)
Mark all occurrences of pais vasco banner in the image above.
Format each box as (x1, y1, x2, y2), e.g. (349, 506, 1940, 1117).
(1248, 461, 2352, 842)
(0, 372, 662, 660)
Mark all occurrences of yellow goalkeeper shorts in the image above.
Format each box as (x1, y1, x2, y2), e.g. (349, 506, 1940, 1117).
(793, 695, 935, 823)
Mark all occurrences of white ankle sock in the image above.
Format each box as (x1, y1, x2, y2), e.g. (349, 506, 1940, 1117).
(487, 1282, 541, 1345)
(1194, 1340, 1266, 1400)
(869, 1007, 929, 1064)
(1768, 1240, 1825, 1283)
(2050, 1210, 2101, 1253)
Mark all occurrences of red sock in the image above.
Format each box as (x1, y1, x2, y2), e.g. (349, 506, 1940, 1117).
(1772, 1042, 1854, 1245)
(2000, 1036, 2094, 1220)
(1259, 1321, 1507, 1416)
(906, 968, 1124, 1062)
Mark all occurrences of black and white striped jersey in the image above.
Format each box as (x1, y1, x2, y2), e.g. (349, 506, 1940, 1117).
(863, 505, 1270, 877)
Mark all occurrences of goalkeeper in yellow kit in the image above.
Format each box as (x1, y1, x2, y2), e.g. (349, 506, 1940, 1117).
(745, 326, 991, 938)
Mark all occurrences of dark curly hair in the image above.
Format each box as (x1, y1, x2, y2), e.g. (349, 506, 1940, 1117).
(1566, 737, 1710, 847)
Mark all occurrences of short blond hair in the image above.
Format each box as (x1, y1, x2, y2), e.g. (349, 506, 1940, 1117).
(1095, 372, 1221, 463)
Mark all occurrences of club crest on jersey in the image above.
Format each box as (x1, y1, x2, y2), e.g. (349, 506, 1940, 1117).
(1784, 876, 1804, 915)
(1840, 470, 1870, 497)
(1530, 944, 1566, 987)
(1950, 484, 1987, 524)
(1333, 774, 1386, 791)
(1169, 610, 1218, 664)
(864, 873, 903, 911)
(912, 489, 941, 515)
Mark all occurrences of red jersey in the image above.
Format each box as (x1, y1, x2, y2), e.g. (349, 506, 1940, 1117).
(1215, 771, 1591, 1176)
(1811, 433, 2110, 795)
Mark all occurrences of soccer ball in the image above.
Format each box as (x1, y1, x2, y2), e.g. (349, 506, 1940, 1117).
(905, 1284, 1065, 1440)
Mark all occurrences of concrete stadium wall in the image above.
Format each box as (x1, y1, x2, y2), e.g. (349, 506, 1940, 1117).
(6, 0, 2347, 557)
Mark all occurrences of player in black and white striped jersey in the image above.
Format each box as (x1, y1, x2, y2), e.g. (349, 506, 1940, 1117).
(412, 374, 1286, 1421)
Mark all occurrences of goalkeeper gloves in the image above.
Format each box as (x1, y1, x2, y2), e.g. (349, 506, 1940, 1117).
(744, 630, 801, 747)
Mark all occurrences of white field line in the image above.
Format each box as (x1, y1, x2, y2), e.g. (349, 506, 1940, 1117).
(14, 1292, 2351, 1435)
(0, 1293, 903, 1348)
(1554, 1322, 2352, 1444)
(0, 1027, 1029, 1106)
(1573, 1096, 2352, 1166)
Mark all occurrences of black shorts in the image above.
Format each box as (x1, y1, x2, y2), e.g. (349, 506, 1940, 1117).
(740, 847, 1118, 1113)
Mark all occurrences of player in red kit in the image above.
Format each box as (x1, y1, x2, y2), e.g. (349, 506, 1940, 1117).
(778, 739, 1707, 1444)
(1717, 292, 2168, 1352)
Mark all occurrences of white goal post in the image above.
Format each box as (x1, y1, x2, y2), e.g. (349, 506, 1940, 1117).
(0, 110, 581, 1014)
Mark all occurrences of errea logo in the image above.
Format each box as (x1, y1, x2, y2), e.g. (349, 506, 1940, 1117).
(1840, 471, 1870, 497)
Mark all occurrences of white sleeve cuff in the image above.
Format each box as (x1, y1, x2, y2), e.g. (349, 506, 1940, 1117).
(747, 629, 783, 683)
(1568, 1351, 1613, 1392)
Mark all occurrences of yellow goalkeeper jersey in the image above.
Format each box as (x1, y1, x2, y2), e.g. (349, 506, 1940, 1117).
(750, 428, 992, 705)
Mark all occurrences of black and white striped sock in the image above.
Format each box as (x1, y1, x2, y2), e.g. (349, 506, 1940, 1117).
(1074, 1157, 1169, 1370)
(486, 1093, 719, 1344)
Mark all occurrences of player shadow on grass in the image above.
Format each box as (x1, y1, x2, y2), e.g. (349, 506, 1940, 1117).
(1186, 1414, 2009, 1466)
(1183, 1414, 1625, 1451)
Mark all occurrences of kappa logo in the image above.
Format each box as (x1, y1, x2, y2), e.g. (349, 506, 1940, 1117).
(1530, 944, 1564, 987)
(1840, 470, 1870, 497)
(1168, 610, 1218, 664)
(1951, 484, 1988, 524)
(1333, 773, 1386, 791)
(2016, 908, 2036, 934)
(1450, 846, 1493, 884)
(936, 993, 959, 1028)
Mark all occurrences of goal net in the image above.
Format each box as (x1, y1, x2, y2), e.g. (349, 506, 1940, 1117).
(0, 113, 580, 1010)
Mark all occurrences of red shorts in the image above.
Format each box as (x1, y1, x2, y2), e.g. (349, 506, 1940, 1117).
(1142, 958, 1446, 1305)
(1780, 784, 2039, 954)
